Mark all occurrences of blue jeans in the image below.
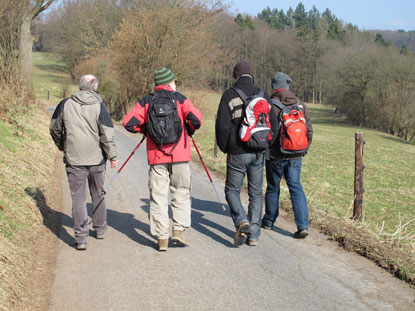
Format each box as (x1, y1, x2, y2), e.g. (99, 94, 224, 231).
(225, 153, 265, 240)
(263, 158, 309, 230)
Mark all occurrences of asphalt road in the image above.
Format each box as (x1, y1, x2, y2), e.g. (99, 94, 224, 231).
(48, 126, 415, 311)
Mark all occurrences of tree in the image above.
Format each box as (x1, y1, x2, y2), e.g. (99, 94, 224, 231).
(375, 33, 392, 47)
(0, 0, 23, 84)
(234, 13, 255, 30)
(44, 0, 124, 76)
(293, 2, 307, 30)
(111, 0, 226, 113)
(19, 0, 54, 92)
(400, 43, 410, 55)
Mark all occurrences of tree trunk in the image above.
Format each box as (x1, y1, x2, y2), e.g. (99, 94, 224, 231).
(19, 16, 34, 92)
(18, 1, 55, 93)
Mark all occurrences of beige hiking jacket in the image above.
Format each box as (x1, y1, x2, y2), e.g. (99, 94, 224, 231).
(50, 91, 117, 166)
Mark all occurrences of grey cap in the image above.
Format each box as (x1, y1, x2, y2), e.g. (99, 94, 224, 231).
(271, 72, 292, 90)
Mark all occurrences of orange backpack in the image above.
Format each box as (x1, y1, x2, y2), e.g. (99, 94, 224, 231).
(272, 99, 309, 154)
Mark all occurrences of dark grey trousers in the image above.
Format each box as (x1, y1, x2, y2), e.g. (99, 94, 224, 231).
(65, 163, 107, 244)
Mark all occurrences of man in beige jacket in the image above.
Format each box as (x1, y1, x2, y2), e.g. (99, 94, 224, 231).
(50, 74, 118, 250)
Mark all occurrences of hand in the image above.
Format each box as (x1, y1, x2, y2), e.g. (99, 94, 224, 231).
(110, 160, 118, 168)
(185, 123, 195, 136)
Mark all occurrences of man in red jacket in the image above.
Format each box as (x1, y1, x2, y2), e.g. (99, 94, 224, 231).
(123, 68, 202, 251)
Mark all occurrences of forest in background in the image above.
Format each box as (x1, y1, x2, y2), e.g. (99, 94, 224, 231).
(29, 0, 415, 143)
(3, 0, 415, 143)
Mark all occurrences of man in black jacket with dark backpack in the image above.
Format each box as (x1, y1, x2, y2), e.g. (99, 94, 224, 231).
(215, 61, 278, 247)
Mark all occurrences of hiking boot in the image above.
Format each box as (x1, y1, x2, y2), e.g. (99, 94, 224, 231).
(248, 239, 259, 246)
(75, 243, 87, 251)
(234, 221, 250, 246)
(261, 224, 272, 230)
(172, 230, 187, 247)
(294, 228, 309, 239)
(157, 239, 168, 251)
(96, 232, 105, 239)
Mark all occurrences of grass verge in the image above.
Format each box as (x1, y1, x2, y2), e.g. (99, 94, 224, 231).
(0, 101, 57, 310)
(0, 52, 67, 310)
(185, 88, 415, 286)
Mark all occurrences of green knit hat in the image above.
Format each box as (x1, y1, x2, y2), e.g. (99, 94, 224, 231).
(154, 68, 175, 86)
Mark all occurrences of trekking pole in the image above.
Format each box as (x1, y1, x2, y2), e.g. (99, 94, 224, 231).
(102, 135, 146, 195)
(89, 135, 146, 225)
(190, 136, 226, 211)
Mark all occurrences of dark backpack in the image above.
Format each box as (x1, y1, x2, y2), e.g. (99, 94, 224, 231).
(147, 90, 182, 155)
(272, 99, 309, 154)
(232, 86, 272, 150)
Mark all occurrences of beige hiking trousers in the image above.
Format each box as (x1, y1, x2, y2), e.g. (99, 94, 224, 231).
(148, 162, 191, 239)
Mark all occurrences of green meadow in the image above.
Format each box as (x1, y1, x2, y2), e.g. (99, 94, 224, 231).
(32, 52, 77, 104)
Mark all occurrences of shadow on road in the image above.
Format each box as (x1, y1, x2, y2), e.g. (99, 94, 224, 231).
(107, 207, 155, 249)
(271, 226, 293, 237)
(191, 197, 235, 247)
(136, 197, 235, 247)
(25, 187, 75, 248)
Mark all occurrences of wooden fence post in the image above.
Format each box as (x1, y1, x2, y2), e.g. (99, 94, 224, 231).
(353, 132, 365, 221)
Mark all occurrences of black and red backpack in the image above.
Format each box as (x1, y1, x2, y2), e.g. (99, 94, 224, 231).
(232, 86, 273, 150)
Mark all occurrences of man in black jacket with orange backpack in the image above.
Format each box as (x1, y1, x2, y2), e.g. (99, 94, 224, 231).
(262, 72, 313, 239)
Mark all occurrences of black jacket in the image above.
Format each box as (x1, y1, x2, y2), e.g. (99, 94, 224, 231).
(215, 75, 279, 154)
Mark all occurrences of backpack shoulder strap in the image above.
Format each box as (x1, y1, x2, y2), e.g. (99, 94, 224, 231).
(293, 99, 301, 108)
(231, 86, 248, 103)
(271, 98, 285, 110)
(148, 92, 158, 104)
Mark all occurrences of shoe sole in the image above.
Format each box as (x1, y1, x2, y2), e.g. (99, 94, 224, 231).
(234, 223, 250, 246)
(294, 232, 309, 239)
(261, 226, 272, 230)
(96, 235, 105, 239)
(248, 240, 259, 246)
(76, 244, 87, 250)
(172, 237, 187, 247)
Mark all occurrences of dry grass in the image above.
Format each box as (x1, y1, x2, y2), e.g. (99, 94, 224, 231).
(313, 208, 415, 285)
(0, 97, 56, 310)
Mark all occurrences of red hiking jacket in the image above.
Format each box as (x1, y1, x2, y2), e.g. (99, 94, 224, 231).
(123, 85, 202, 165)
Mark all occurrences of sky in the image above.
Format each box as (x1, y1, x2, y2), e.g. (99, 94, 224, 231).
(225, 0, 415, 31)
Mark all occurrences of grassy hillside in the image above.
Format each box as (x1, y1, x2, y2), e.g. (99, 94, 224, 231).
(186, 88, 415, 283)
(0, 103, 57, 309)
(0, 52, 71, 310)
